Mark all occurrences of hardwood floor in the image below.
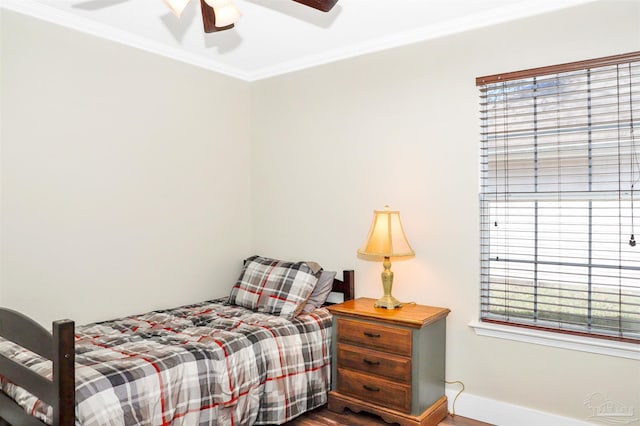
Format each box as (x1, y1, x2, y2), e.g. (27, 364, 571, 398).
(284, 405, 493, 425)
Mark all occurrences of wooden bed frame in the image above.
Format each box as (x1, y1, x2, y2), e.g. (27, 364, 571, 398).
(0, 270, 354, 426)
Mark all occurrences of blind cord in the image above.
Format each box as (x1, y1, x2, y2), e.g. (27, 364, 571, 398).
(617, 65, 625, 335)
(493, 84, 499, 230)
(629, 62, 637, 247)
(617, 65, 623, 251)
(502, 80, 510, 319)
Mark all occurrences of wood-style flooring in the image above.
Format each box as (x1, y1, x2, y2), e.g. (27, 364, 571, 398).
(284, 405, 493, 426)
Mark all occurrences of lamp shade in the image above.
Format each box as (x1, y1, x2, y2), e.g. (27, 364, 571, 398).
(204, 0, 241, 27)
(358, 207, 415, 258)
(163, 0, 191, 17)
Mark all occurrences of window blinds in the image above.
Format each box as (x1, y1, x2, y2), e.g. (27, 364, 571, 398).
(478, 52, 640, 342)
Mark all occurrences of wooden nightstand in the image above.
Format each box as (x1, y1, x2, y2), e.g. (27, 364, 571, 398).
(327, 297, 450, 426)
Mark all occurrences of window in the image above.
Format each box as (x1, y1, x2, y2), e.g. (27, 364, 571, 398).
(478, 52, 640, 343)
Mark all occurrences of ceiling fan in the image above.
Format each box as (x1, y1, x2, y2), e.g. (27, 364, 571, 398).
(164, 0, 339, 33)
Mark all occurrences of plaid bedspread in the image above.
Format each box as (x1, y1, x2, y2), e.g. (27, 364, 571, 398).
(0, 298, 333, 425)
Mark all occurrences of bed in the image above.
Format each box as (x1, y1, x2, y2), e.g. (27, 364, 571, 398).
(0, 256, 354, 426)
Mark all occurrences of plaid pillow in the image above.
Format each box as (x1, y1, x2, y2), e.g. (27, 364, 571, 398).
(229, 256, 319, 318)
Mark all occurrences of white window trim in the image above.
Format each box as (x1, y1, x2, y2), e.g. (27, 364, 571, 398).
(469, 320, 640, 360)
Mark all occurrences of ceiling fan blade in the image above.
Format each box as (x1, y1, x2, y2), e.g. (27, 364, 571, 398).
(200, 0, 234, 32)
(292, 0, 338, 13)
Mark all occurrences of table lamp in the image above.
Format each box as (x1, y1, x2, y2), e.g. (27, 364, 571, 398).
(358, 206, 415, 309)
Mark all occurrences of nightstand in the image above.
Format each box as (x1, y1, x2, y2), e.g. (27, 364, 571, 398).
(327, 297, 450, 426)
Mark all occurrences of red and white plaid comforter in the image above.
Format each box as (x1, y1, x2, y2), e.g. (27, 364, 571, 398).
(1, 298, 333, 425)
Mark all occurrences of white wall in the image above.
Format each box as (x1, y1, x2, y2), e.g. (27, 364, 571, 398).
(250, 0, 640, 423)
(0, 10, 252, 326)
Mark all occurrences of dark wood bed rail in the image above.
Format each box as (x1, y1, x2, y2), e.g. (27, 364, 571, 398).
(0, 269, 354, 426)
(0, 309, 74, 426)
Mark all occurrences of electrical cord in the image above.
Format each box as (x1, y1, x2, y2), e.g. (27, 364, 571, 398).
(444, 380, 465, 417)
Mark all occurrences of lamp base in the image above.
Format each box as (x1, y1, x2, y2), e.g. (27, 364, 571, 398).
(374, 294, 402, 309)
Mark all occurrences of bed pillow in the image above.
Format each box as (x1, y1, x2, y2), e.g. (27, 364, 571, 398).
(301, 270, 337, 313)
(229, 256, 319, 319)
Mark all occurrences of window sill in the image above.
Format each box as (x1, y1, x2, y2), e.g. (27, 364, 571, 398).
(469, 320, 639, 360)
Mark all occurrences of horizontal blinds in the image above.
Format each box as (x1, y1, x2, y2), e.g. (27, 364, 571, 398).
(479, 53, 640, 342)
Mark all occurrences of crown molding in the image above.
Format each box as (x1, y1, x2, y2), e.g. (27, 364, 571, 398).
(1, 0, 598, 82)
(0, 0, 252, 81)
(244, 0, 599, 81)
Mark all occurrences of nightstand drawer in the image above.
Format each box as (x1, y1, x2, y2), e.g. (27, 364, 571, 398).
(337, 343, 411, 383)
(337, 318, 411, 356)
(337, 367, 411, 413)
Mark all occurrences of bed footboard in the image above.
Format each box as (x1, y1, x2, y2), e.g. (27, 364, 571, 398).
(0, 309, 74, 426)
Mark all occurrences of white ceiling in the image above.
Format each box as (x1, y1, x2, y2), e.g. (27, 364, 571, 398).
(1, 0, 597, 81)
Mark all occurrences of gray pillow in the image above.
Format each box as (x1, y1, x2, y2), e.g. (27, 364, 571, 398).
(301, 270, 337, 313)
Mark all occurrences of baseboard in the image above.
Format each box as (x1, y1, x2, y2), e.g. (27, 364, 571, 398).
(445, 389, 593, 426)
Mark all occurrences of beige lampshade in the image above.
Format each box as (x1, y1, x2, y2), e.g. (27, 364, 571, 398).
(163, 0, 191, 17)
(204, 0, 241, 27)
(358, 206, 415, 258)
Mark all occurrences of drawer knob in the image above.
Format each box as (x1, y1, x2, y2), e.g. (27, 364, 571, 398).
(363, 332, 381, 338)
(363, 358, 380, 366)
(363, 384, 381, 392)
